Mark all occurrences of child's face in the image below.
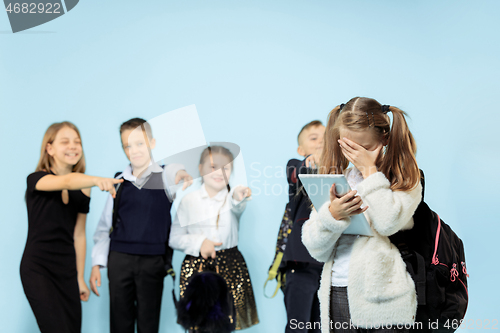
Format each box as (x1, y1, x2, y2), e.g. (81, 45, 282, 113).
(298, 125, 325, 157)
(338, 127, 383, 152)
(199, 153, 232, 193)
(121, 128, 156, 171)
(46, 126, 83, 168)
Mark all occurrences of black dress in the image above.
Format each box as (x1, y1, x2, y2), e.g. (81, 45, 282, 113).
(20, 171, 90, 333)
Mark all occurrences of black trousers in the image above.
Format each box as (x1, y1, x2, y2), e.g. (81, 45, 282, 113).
(108, 251, 166, 333)
(284, 263, 322, 333)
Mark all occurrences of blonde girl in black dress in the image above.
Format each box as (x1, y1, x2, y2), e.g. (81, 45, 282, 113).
(21, 121, 122, 333)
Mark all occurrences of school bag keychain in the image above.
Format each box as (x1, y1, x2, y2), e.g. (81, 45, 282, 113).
(390, 170, 469, 332)
(264, 204, 294, 298)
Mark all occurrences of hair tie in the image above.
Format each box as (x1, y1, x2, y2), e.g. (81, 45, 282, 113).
(339, 103, 345, 111)
(381, 105, 391, 113)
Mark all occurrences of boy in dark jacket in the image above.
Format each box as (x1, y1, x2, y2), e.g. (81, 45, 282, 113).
(283, 120, 325, 333)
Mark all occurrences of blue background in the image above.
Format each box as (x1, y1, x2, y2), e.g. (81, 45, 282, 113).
(1, 1, 499, 332)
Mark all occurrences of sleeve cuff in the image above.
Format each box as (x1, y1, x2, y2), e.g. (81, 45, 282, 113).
(92, 255, 108, 269)
(317, 201, 351, 233)
(231, 197, 243, 206)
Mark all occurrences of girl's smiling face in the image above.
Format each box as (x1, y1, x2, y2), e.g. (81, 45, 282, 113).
(199, 153, 232, 193)
(46, 126, 83, 169)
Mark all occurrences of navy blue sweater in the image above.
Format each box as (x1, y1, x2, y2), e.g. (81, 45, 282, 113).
(110, 172, 172, 255)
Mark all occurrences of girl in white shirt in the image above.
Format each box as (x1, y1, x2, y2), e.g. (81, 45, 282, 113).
(170, 145, 259, 330)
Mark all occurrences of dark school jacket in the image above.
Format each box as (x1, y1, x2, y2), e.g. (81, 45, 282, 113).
(282, 158, 322, 265)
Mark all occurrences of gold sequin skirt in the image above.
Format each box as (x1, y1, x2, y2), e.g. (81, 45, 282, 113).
(180, 247, 259, 330)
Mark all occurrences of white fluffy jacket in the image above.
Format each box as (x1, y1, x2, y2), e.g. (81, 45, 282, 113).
(302, 171, 422, 332)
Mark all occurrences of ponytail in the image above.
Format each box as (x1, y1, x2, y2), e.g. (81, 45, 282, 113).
(380, 106, 419, 191)
(321, 97, 420, 192)
(319, 105, 349, 175)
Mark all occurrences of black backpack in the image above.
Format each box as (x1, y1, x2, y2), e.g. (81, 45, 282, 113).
(390, 171, 469, 332)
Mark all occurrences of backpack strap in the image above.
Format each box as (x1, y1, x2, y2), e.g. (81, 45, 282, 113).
(264, 203, 292, 298)
(110, 172, 124, 234)
(420, 169, 425, 202)
(390, 169, 427, 305)
(403, 247, 426, 306)
(415, 253, 426, 305)
(431, 214, 442, 266)
(264, 251, 284, 298)
(166, 247, 177, 307)
(264, 159, 314, 298)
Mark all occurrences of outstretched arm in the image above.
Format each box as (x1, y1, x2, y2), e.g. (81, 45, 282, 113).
(35, 173, 123, 198)
(230, 186, 251, 216)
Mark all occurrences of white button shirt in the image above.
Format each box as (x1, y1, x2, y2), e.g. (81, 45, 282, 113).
(169, 184, 247, 257)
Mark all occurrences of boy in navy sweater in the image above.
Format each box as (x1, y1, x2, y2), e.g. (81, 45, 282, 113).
(283, 120, 325, 333)
(90, 118, 193, 333)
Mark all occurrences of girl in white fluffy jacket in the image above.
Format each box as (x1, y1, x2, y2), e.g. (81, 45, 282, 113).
(302, 97, 422, 333)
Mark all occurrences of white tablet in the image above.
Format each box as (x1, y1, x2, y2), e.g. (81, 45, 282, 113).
(298, 174, 373, 236)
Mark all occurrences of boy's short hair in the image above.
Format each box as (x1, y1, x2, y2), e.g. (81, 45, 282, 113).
(297, 120, 323, 144)
(119, 118, 153, 140)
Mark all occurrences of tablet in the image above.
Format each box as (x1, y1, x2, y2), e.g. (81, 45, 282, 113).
(298, 174, 373, 236)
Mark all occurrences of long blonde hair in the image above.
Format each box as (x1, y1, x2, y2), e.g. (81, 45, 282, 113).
(35, 121, 86, 174)
(320, 97, 419, 191)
